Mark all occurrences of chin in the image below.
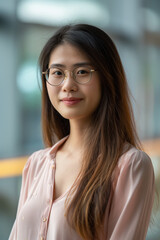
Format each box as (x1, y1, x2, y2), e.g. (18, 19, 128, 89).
(60, 114, 81, 120)
(58, 109, 81, 119)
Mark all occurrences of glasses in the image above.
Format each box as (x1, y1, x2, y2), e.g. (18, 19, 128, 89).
(42, 66, 96, 86)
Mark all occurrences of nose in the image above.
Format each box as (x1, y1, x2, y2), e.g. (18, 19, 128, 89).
(61, 72, 78, 92)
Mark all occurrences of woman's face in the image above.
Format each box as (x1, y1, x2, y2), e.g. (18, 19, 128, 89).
(46, 42, 101, 124)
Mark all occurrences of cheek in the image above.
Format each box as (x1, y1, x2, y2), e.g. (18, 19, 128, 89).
(86, 79, 101, 111)
(46, 85, 58, 108)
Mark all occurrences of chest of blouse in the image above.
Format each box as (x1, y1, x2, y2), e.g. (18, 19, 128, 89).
(17, 153, 56, 240)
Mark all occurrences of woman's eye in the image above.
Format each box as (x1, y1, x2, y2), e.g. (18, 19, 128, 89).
(77, 69, 89, 75)
(56, 71, 62, 75)
(53, 71, 62, 75)
(50, 69, 63, 76)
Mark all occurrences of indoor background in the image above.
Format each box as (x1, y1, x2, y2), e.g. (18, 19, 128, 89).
(0, 0, 160, 239)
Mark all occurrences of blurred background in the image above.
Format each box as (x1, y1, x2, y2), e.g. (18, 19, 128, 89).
(0, 0, 160, 239)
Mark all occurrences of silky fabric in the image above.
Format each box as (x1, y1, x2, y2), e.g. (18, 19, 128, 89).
(9, 136, 155, 240)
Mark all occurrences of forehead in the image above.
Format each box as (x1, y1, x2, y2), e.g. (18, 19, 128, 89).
(49, 43, 90, 67)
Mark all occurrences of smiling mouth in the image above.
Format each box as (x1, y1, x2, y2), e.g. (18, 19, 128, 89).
(61, 98, 82, 106)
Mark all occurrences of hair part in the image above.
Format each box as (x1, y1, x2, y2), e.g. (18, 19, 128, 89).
(39, 24, 141, 239)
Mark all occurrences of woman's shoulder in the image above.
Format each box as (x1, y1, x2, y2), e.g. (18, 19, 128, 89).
(118, 143, 154, 175)
(111, 144, 155, 191)
(22, 147, 51, 178)
(27, 147, 51, 167)
(22, 136, 68, 179)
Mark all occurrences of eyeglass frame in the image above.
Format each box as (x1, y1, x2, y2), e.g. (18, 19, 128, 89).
(42, 66, 97, 86)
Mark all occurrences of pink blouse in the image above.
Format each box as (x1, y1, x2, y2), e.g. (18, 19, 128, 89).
(9, 137, 155, 240)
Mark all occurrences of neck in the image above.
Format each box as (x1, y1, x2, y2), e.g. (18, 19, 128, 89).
(64, 119, 91, 153)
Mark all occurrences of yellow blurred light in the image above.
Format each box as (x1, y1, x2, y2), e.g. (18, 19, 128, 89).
(0, 157, 27, 178)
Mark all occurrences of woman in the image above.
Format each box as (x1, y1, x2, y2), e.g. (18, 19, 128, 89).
(9, 24, 155, 240)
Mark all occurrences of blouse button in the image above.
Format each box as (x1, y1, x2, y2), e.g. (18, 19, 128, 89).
(52, 164, 55, 169)
(42, 217, 47, 222)
(47, 198, 52, 204)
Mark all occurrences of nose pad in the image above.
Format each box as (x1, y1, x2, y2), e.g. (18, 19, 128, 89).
(63, 73, 68, 81)
(62, 72, 77, 92)
(64, 71, 74, 81)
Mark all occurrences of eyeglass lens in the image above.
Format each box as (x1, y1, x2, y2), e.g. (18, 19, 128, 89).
(46, 66, 93, 85)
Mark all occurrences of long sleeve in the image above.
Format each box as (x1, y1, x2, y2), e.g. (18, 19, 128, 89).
(107, 150, 155, 240)
(9, 153, 35, 240)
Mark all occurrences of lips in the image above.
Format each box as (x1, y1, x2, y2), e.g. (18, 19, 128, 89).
(61, 97, 82, 106)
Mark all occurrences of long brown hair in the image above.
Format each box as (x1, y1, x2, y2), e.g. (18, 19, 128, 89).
(39, 24, 141, 239)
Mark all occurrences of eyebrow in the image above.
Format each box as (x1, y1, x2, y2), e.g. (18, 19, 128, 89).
(49, 62, 92, 68)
